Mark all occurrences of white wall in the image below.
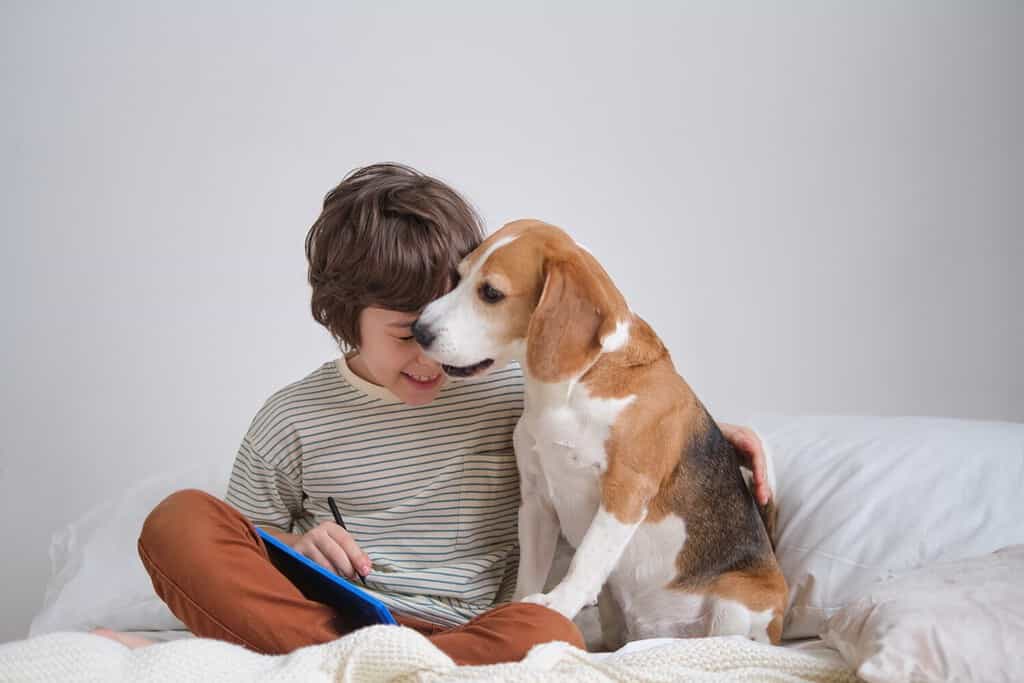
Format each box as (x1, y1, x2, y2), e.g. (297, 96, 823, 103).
(2, 1, 1021, 643)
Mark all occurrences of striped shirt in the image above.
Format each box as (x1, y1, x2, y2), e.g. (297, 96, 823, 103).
(225, 357, 524, 627)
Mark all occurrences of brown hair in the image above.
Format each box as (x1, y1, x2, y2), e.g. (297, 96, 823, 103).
(305, 163, 485, 350)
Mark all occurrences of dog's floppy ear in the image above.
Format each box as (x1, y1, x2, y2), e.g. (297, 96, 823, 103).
(525, 255, 628, 383)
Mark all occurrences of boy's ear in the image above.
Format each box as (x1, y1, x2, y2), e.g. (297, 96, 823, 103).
(525, 258, 624, 383)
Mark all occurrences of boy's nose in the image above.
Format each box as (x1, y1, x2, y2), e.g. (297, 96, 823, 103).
(411, 320, 435, 349)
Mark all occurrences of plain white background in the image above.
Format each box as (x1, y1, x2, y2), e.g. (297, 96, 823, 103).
(2, 1, 1021, 643)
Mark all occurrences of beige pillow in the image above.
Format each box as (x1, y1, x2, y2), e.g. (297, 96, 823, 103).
(822, 545, 1024, 683)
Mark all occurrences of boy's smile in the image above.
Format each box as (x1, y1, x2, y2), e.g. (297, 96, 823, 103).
(347, 306, 447, 405)
(401, 369, 444, 391)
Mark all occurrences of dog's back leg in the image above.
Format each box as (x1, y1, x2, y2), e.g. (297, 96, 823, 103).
(705, 566, 787, 644)
(709, 596, 774, 643)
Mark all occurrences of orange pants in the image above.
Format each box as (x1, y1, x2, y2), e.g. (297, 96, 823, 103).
(138, 489, 584, 665)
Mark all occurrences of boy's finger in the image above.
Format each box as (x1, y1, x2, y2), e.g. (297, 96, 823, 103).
(305, 545, 339, 574)
(326, 525, 371, 576)
(759, 476, 772, 504)
(316, 534, 357, 578)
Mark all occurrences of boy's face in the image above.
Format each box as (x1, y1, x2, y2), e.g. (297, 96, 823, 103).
(349, 306, 446, 405)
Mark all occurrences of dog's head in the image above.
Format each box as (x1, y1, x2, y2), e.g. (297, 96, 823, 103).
(413, 219, 629, 383)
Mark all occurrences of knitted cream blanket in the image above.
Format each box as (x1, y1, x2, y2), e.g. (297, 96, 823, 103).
(0, 626, 857, 682)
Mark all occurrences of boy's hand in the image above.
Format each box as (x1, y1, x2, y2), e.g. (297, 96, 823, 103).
(292, 522, 372, 580)
(719, 422, 773, 506)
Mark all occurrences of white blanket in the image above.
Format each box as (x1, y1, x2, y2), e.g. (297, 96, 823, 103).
(0, 626, 856, 682)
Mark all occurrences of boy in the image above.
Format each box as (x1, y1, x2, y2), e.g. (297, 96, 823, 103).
(95, 163, 772, 664)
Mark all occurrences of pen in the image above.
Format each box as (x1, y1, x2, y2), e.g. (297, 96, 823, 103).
(327, 496, 368, 586)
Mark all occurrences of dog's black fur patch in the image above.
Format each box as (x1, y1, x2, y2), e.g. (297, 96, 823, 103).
(669, 406, 775, 590)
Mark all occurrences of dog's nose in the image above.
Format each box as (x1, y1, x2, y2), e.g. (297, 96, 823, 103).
(411, 320, 435, 349)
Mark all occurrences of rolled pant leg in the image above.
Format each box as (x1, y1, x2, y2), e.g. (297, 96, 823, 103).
(425, 602, 586, 666)
(138, 488, 351, 654)
(139, 488, 585, 664)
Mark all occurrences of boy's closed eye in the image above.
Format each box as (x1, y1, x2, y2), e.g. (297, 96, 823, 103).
(385, 318, 418, 342)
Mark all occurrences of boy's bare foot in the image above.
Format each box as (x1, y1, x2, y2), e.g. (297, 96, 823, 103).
(91, 627, 155, 649)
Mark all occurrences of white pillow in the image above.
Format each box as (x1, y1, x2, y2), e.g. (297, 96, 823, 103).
(822, 545, 1024, 683)
(30, 463, 231, 635)
(746, 415, 1024, 640)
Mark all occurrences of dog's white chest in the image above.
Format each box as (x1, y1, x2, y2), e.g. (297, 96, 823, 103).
(521, 382, 635, 546)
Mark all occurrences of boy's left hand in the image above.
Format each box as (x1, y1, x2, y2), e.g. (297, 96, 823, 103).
(719, 423, 772, 506)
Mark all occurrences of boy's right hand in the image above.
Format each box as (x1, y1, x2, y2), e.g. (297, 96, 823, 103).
(290, 521, 372, 580)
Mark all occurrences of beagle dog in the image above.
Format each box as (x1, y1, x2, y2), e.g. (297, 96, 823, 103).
(412, 219, 787, 646)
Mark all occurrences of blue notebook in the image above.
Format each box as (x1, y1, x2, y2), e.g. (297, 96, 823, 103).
(257, 528, 397, 627)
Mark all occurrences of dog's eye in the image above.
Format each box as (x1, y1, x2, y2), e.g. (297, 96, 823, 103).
(479, 283, 505, 304)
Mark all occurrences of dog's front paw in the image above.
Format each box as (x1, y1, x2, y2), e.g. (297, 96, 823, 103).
(520, 592, 548, 604)
(520, 587, 587, 619)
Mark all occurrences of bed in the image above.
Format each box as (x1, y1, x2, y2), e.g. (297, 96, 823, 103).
(4, 414, 1023, 682)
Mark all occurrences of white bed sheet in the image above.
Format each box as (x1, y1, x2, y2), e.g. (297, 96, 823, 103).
(124, 627, 848, 670)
